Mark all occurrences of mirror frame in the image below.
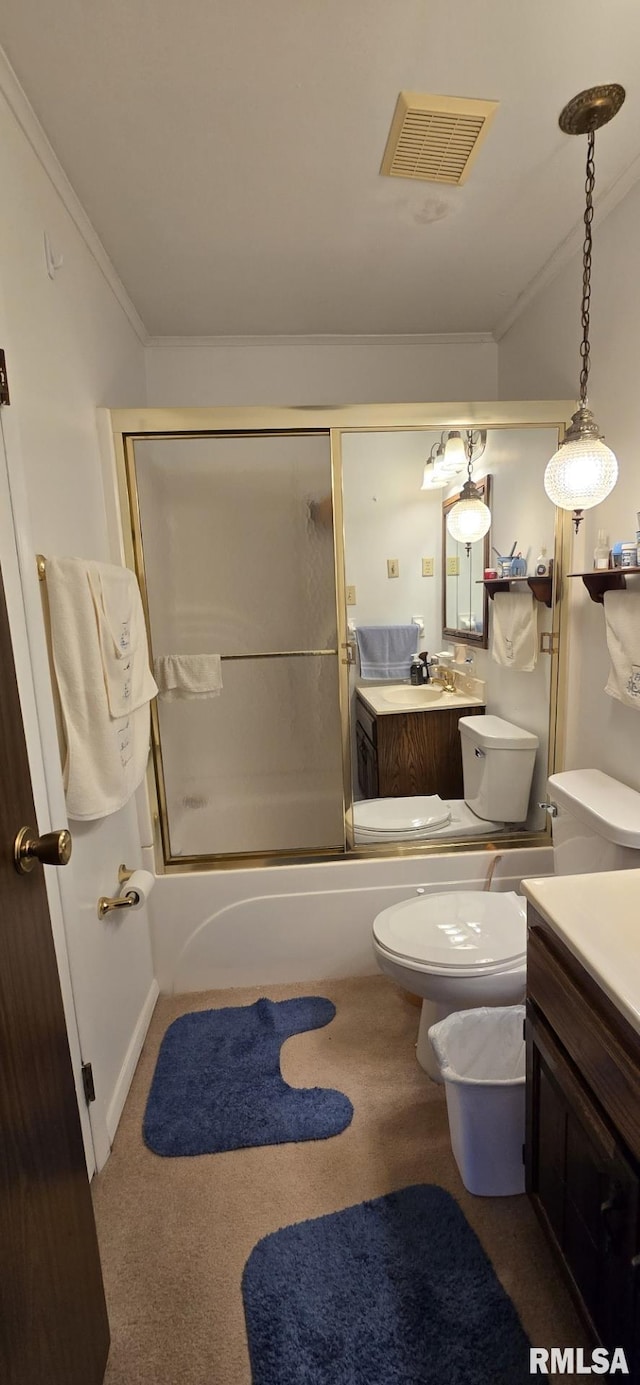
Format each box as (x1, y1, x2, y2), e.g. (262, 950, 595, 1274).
(108, 401, 574, 872)
(442, 475, 492, 648)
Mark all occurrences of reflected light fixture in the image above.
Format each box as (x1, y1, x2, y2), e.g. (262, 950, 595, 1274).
(442, 430, 467, 473)
(421, 441, 449, 489)
(544, 84, 625, 532)
(446, 430, 490, 552)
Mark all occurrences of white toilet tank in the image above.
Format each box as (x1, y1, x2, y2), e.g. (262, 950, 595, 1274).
(459, 715, 539, 823)
(548, 769, 640, 874)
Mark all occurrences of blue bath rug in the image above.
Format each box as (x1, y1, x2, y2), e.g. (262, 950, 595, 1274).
(143, 996, 353, 1157)
(242, 1184, 536, 1384)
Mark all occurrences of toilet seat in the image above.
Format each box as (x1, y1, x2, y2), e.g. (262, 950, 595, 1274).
(373, 891, 526, 977)
(352, 799, 503, 843)
(353, 796, 451, 835)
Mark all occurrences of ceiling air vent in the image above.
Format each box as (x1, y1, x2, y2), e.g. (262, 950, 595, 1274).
(380, 92, 499, 186)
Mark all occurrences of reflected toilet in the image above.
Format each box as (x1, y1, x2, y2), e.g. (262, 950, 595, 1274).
(353, 715, 538, 844)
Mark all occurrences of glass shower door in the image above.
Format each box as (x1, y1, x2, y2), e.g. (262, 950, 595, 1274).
(132, 431, 345, 861)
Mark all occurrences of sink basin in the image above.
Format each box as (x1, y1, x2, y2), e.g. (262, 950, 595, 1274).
(382, 686, 443, 707)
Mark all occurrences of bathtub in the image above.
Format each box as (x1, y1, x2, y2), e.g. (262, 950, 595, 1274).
(141, 844, 552, 994)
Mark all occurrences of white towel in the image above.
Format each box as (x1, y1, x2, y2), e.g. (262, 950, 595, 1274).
(46, 557, 157, 820)
(604, 590, 640, 709)
(87, 566, 157, 717)
(154, 654, 223, 700)
(491, 592, 538, 671)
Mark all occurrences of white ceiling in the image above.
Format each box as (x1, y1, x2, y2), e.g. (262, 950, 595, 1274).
(1, 0, 640, 338)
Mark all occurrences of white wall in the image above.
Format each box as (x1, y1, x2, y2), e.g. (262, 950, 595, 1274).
(0, 77, 156, 1170)
(342, 430, 443, 643)
(145, 336, 498, 406)
(499, 177, 640, 789)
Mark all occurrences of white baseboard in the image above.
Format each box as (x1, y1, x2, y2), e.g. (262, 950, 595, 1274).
(106, 978, 159, 1144)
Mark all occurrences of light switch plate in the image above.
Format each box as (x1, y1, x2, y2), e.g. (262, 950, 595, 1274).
(446, 556, 460, 576)
(387, 558, 399, 578)
(345, 585, 356, 605)
(422, 557, 434, 577)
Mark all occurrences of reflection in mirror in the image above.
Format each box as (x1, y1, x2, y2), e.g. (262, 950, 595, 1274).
(443, 477, 491, 648)
(341, 426, 560, 850)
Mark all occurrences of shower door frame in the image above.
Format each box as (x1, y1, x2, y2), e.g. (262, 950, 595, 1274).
(109, 401, 574, 873)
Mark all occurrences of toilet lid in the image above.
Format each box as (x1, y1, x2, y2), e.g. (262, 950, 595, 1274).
(373, 891, 527, 973)
(353, 796, 451, 834)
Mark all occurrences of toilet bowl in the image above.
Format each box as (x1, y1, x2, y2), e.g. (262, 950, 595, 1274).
(352, 796, 502, 844)
(373, 891, 527, 1080)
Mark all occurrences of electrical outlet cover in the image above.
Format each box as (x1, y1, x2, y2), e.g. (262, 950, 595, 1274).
(422, 557, 434, 577)
(446, 556, 460, 576)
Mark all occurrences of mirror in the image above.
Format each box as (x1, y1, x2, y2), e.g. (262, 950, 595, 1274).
(442, 477, 491, 648)
(341, 424, 560, 850)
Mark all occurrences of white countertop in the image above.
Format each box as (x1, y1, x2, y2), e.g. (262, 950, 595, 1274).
(522, 870, 640, 1037)
(356, 685, 486, 716)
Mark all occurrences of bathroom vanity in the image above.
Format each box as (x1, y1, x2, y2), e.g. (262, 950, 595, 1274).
(523, 873, 640, 1374)
(355, 686, 485, 799)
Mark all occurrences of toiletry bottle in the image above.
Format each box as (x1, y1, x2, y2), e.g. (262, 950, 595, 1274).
(636, 513, 640, 566)
(410, 655, 422, 686)
(594, 531, 610, 571)
(418, 651, 430, 683)
(535, 547, 550, 577)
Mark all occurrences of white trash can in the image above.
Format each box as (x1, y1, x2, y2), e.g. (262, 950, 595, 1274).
(429, 1005, 526, 1197)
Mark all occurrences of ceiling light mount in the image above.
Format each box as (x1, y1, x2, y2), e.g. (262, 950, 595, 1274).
(558, 84, 625, 137)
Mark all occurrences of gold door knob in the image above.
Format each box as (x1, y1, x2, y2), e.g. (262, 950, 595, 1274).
(14, 826, 73, 874)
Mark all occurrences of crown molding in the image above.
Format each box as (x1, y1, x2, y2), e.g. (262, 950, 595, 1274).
(493, 150, 640, 342)
(145, 331, 496, 349)
(0, 44, 149, 345)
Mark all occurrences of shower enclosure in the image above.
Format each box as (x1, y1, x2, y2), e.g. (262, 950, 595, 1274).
(114, 402, 572, 870)
(130, 431, 345, 861)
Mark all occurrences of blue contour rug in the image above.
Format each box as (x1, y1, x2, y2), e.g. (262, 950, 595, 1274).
(143, 996, 353, 1157)
(242, 1184, 538, 1385)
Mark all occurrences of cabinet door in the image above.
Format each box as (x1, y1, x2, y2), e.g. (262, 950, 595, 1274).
(356, 722, 378, 799)
(527, 1004, 640, 1369)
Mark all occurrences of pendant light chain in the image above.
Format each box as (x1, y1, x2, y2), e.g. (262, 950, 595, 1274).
(579, 129, 596, 406)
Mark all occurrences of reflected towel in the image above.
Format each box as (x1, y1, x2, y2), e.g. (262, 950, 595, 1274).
(46, 557, 157, 820)
(491, 592, 537, 671)
(154, 654, 223, 699)
(355, 625, 418, 680)
(604, 590, 640, 710)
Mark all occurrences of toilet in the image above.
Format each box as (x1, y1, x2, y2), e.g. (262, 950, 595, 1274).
(373, 764, 640, 1080)
(353, 715, 538, 843)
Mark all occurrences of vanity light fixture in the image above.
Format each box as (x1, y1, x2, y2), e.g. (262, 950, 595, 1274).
(544, 84, 625, 532)
(442, 430, 468, 474)
(420, 441, 449, 489)
(445, 430, 490, 552)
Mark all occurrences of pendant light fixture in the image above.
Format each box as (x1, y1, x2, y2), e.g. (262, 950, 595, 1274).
(445, 430, 490, 552)
(544, 84, 625, 532)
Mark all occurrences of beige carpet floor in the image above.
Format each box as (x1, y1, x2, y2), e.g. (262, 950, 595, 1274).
(93, 975, 588, 1384)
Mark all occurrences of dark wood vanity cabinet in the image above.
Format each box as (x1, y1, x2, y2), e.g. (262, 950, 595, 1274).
(526, 910, 640, 1376)
(355, 695, 482, 799)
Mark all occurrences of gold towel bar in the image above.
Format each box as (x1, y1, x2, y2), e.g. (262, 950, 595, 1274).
(36, 554, 47, 581)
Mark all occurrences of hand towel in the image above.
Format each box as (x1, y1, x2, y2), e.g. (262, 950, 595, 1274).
(491, 592, 538, 671)
(355, 625, 419, 680)
(604, 589, 640, 709)
(154, 654, 223, 699)
(87, 566, 157, 718)
(46, 557, 157, 820)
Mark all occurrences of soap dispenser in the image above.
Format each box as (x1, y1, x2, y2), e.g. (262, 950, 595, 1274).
(410, 655, 423, 686)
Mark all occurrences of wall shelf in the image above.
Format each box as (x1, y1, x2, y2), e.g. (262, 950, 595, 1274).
(568, 567, 640, 604)
(476, 574, 553, 607)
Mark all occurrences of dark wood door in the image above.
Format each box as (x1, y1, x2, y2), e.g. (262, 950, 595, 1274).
(0, 563, 110, 1384)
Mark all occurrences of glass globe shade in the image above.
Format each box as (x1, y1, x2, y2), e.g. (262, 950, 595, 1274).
(446, 497, 492, 545)
(544, 436, 618, 512)
(421, 462, 448, 490)
(442, 433, 467, 474)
